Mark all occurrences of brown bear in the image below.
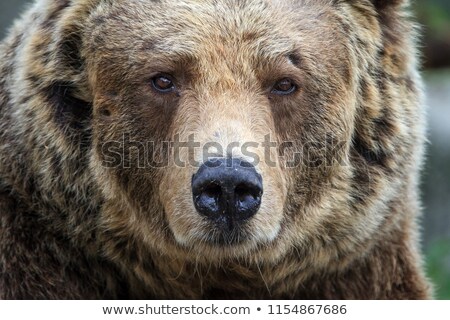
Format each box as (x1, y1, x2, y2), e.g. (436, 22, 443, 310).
(0, 0, 432, 299)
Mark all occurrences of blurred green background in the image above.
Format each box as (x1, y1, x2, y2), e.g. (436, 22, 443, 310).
(414, 0, 450, 300)
(1, 0, 449, 299)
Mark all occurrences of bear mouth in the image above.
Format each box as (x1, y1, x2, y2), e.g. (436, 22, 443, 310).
(200, 223, 250, 246)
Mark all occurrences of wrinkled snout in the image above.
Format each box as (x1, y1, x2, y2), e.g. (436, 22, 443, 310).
(192, 158, 263, 229)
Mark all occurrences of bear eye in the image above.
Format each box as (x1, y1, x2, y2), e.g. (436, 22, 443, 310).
(151, 75, 176, 93)
(271, 78, 297, 95)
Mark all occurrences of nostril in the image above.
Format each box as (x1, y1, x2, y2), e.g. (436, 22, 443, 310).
(235, 183, 259, 202)
(195, 183, 222, 216)
(202, 183, 222, 200)
(235, 183, 262, 216)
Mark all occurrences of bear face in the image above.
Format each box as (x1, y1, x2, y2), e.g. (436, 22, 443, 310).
(86, 0, 413, 265)
(0, 0, 430, 299)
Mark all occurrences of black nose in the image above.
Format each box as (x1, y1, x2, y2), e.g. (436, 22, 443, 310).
(192, 158, 263, 226)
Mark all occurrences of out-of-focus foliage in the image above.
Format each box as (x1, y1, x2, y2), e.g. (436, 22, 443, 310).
(426, 240, 450, 299)
(414, 0, 450, 68)
(417, 0, 450, 299)
(416, 0, 450, 33)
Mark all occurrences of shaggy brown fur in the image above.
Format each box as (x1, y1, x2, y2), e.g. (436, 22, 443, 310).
(0, 0, 431, 299)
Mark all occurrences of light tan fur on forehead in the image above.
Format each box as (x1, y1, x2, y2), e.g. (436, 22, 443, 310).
(90, 0, 335, 60)
(86, 0, 353, 96)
